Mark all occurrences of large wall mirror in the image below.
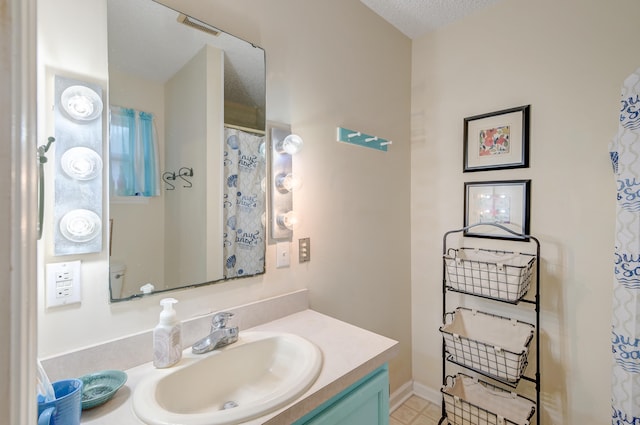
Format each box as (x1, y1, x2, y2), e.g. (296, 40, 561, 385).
(108, 0, 266, 301)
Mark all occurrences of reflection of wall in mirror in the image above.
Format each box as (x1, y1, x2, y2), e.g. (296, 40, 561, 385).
(110, 45, 225, 299)
(109, 68, 166, 298)
(164, 45, 224, 287)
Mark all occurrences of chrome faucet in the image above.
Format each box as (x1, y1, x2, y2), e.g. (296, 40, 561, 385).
(192, 312, 239, 354)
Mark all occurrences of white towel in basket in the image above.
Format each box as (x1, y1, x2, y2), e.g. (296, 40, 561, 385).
(443, 374, 535, 425)
(444, 248, 535, 302)
(443, 308, 533, 353)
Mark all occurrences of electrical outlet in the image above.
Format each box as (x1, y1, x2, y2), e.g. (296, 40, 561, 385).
(46, 261, 81, 307)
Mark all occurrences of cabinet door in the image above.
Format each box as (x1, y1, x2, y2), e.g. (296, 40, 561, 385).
(296, 366, 389, 425)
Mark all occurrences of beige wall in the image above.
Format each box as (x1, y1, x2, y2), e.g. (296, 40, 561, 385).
(36, 0, 413, 394)
(411, 0, 640, 423)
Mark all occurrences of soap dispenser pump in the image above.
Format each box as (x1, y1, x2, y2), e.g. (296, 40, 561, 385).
(153, 298, 182, 368)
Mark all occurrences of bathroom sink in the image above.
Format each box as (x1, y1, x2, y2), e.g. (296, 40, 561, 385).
(132, 331, 322, 425)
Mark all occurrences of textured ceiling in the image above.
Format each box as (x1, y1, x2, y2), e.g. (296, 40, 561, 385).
(360, 0, 503, 39)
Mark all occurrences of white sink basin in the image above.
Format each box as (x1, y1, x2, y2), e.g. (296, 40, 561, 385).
(132, 331, 322, 425)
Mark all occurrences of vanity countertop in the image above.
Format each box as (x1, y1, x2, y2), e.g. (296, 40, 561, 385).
(79, 309, 399, 424)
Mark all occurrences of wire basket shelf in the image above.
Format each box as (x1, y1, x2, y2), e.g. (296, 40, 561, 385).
(441, 373, 536, 425)
(444, 247, 536, 303)
(440, 308, 534, 383)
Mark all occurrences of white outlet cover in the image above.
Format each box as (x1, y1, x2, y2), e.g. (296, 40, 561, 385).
(46, 260, 82, 307)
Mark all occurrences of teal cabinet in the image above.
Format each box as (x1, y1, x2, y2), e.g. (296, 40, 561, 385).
(293, 365, 389, 425)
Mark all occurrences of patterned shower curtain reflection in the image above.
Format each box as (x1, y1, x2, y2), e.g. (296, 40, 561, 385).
(610, 67, 640, 425)
(223, 127, 266, 278)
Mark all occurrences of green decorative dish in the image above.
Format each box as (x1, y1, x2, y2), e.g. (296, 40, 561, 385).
(79, 370, 127, 410)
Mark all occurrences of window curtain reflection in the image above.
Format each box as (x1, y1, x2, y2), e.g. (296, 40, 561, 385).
(109, 106, 160, 197)
(223, 127, 266, 278)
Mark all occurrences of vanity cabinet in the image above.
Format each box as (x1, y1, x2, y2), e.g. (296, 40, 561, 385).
(292, 365, 389, 425)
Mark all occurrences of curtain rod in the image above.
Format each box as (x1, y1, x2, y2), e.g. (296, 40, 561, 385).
(224, 123, 266, 136)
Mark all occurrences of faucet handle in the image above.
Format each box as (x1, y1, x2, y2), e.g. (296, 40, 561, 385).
(211, 312, 234, 330)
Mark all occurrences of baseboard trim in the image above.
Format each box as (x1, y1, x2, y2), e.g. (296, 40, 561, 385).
(390, 380, 414, 412)
(390, 380, 442, 412)
(413, 381, 441, 405)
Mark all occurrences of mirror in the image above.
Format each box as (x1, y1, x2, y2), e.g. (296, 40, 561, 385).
(107, 0, 266, 301)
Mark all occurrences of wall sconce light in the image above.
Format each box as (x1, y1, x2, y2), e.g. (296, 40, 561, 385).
(53, 75, 104, 255)
(269, 123, 303, 241)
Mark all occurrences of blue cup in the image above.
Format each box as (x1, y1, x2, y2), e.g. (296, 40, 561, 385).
(37, 379, 83, 425)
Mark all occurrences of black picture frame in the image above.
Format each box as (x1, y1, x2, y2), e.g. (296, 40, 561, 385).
(463, 105, 530, 172)
(463, 180, 531, 240)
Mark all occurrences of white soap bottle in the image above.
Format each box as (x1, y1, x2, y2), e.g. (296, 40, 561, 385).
(153, 298, 182, 368)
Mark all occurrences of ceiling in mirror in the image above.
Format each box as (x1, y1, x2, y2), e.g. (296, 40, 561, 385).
(108, 0, 265, 110)
(107, 0, 267, 302)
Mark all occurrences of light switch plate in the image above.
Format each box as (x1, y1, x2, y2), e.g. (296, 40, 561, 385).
(46, 260, 81, 307)
(299, 237, 310, 263)
(276, 242, 290, 268)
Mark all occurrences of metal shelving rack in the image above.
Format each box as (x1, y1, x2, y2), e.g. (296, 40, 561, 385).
(438, 223, 540, 425)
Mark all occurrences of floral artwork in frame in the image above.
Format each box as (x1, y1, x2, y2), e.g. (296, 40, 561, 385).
(463, 105, 530, 172)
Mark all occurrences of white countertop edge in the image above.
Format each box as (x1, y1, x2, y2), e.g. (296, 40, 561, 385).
(80, 309, 399, 424)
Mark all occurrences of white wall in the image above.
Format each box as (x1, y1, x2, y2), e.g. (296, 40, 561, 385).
(411, 0, 640, 423)
(36, 0, 110, 356)
(164, 46, 222, 286)
(36, 0, 413, 394)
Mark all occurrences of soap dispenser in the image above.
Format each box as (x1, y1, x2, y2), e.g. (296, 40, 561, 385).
(153, 298, 182, 368)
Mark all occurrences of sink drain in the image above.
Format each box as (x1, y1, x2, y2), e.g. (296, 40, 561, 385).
(222, 401, 239, 410)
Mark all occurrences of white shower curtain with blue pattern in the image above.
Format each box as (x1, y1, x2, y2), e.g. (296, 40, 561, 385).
(610, 67, 640, 425)
(223, 128, 266, 278)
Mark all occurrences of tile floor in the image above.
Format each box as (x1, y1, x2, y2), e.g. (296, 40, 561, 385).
(390, 395, 444, 425)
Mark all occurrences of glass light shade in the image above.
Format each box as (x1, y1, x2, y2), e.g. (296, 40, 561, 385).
(275, 173, 302, 192)
(60, 85, 103, 121)
(276, 134, 303, 155)
(60, 147, 102, 181)
(277, 210, 300, 230)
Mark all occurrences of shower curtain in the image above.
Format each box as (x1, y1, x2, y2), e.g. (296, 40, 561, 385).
(610, 67, 640, 424)
(222, 127, 266, 278)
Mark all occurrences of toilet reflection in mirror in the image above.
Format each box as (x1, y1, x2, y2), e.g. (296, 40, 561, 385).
(109, 262, 126, 299)
(107, 0, 266, 301)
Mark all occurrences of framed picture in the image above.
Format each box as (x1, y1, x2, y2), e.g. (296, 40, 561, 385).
(463, 105, 530, 172)
(464, 180, 531, 240)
